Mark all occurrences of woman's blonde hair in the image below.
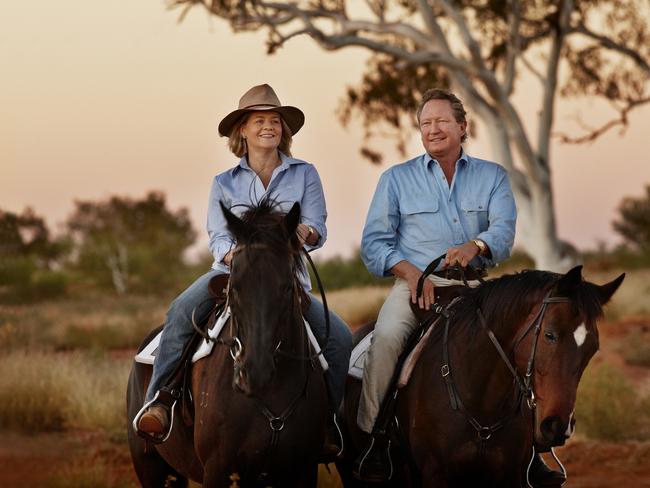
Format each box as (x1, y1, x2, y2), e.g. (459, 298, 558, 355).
(227, 113, 293, 157)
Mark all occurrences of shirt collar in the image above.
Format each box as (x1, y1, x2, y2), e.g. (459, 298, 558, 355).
(423, 148, 469, 169)
(234, 151, 296, 173)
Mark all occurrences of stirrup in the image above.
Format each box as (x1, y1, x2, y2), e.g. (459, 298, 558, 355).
(132, 390, 177, 444)
(525, 446, 567, 488)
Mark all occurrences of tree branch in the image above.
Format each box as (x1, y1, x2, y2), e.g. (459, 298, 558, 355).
(503, 0, 521, 95)
(570, 22, 650, 76)
(555, 96, 650, 144)
(537, 0, 573, 170)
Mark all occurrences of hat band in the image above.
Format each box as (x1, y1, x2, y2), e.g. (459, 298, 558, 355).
(241, 103, 280, 110)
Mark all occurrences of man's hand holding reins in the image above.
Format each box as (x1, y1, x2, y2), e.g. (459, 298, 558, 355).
(444, 241, 480, 269)
(390, 260, 435, 310)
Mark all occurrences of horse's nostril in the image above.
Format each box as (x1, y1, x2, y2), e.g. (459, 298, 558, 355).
(540, 416, 566, 444)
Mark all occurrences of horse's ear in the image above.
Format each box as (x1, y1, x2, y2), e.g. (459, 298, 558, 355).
(284, 202, 301, 235)
(556, 265, 583, 295)
(596, 273, 625, 305)
(220, 201, 250, 241)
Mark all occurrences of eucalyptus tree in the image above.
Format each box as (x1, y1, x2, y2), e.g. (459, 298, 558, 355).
(171, 0, 649, 269)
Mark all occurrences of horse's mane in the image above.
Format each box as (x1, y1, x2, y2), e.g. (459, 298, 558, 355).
(235, 197, 304, 274)
(451, 269, 606, 335)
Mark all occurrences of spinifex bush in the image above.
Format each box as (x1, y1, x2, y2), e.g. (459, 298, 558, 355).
(0, 351, 130, 435)
(575, 362, 650, 441)
(621, 328, 650, 368)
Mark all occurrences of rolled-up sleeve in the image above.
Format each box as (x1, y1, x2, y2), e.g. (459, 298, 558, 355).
(300, 165, 327, 251)
(477, 167, 517, 264)
(206, 176, 235, 264)
(361, 171, 405, 277)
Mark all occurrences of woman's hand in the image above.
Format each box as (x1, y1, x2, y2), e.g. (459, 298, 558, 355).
(296, 223, 318, 246)
(223, 250, 234, 267)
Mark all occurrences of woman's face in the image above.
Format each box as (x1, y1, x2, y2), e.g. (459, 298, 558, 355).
(240, 111, 282, 152)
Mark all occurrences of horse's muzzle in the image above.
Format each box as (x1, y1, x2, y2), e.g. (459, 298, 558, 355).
(538, 415, 574, 448)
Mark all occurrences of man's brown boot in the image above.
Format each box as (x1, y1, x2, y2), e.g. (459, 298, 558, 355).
(137, 403, 170, 436)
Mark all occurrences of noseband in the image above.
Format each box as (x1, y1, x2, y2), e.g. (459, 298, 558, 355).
(205, 242, 331, 483)
(441, 290, 570, 440)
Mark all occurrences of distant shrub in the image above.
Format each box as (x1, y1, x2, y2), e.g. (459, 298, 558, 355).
(575, 362, 650, 441)
(309, 251, 391, 291)
(0, 269, 68, 303)
(621, 329, 650, 368)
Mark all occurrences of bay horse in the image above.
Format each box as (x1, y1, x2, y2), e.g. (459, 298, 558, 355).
(338, 266, 624, 487)
(127, 200, 327, 487)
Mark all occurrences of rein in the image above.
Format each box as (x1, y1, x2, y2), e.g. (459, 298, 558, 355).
(204, 242, 331, 482)
(441, 290, 570, 441)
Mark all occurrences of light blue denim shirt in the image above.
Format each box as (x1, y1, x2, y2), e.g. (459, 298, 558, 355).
(207, 152, 327, 290)
(361, 151, 517, 277)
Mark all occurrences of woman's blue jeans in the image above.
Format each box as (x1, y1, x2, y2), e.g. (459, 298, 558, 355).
(145, 269, 353, 410)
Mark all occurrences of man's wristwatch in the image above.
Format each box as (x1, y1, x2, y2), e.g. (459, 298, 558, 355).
(472, 238, 487, 256)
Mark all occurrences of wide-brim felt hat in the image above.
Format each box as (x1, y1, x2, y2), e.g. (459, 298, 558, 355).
(218, 84, 305, 137)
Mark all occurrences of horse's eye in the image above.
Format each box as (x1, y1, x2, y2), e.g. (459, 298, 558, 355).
(544, 331, 558, 343)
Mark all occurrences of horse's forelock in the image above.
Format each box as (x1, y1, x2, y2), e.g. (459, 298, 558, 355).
(235, 199, 304, 275)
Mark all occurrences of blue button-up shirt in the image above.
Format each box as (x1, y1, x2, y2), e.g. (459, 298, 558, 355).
(207, 152, 327, 290)
(361, 151, 517, 277)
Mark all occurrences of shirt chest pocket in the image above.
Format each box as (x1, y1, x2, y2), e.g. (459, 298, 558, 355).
(269, 184, 303, 209)
(461, 197, 489, 232)
(399, 197, 444, 242)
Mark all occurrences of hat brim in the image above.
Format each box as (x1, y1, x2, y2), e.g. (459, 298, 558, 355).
(218, 105, 305, 137)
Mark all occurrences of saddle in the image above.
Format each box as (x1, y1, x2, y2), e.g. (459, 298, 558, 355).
(137, 273, 319, 434)
(350, 284, 466, 442)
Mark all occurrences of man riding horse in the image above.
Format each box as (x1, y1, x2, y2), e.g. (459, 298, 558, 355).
(353, 88, 564, 486)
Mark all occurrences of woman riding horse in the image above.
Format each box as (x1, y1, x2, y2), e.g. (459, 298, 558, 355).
(127, 84, 352, 483)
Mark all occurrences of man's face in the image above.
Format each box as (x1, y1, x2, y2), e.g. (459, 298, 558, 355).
(419, 99, 466, 161)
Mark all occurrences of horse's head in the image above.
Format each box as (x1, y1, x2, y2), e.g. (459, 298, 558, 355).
(520, 266, 624, 451)
(220, 200, 303, 396)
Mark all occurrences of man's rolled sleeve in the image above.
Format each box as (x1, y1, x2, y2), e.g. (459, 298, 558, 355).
(361, 172, 403, 277)
(206, 176, 235, 264)
(300, 165, 328, 251)
(477, 167, 517, 263)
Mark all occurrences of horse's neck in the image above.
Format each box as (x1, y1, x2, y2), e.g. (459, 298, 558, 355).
(448, 310, 529, 413)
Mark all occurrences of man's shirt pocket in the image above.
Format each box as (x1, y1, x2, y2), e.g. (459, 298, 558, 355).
(461, 196, 489, 235)
(399, 196, 444, 244)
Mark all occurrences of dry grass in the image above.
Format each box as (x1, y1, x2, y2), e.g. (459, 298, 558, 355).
(326, 285, 390, 327)
(0, 293, 166, 351)
(0, 351, 131, 436)
(576, 362, 650, 441)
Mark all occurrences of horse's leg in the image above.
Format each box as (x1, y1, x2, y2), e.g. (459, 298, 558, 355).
(127, 361, 189, 488)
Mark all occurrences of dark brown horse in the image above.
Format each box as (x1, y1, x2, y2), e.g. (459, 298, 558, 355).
(127, 201, 327, 487)
(338, 266, 624, 487)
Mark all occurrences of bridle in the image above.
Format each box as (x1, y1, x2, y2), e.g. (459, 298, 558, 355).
(198, 241, 331, 483)
(424, 259, 571, 486)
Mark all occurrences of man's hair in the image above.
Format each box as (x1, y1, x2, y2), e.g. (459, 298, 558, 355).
(227, 113, 293, 157)
(416, 88, 468, 142)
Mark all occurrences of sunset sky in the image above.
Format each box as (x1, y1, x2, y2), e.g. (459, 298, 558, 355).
(2, 0, 649, 260)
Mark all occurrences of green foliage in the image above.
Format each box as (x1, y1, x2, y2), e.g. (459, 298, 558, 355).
(613, 185, 650, 258)
(309, 250, 390, 291)
(575, 362, 650, 441)
(0, 208, 69, 302)
(66, 191, 197, 294)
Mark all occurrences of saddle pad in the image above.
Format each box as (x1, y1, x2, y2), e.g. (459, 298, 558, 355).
(134, 309, 328, 372)
(347, 326, 434, 388)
